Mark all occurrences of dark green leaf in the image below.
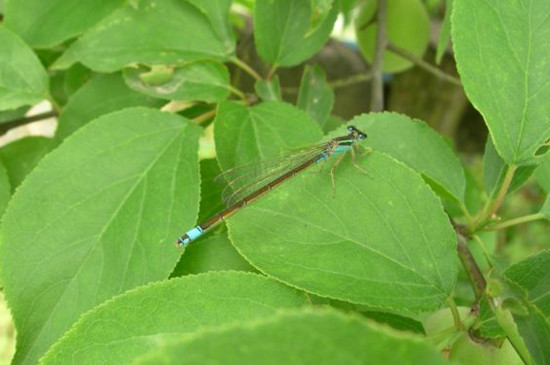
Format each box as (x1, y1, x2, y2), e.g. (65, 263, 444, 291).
(254, 0, 338, 67)
(504, 250, 550, 318)
(53, 73, 164, 145)
(184, 0, 235, 50)
(41, 272, 305, 365)
(214, 101, 323, 171)
(0, 159, 9, 218)
(123, 61, 231, 102)
(4, 0, 124, 47)
(483, 137, 537, 197)
(297, 65, 334, 129)
(132, 309, 449, 365)
(52, 0, 234, 72)
(0, 137, 51, 190)
(435, 0, 452, 64)
(171, 232, 255, 276)
(0, 27, 49, 111)
(0, 107, 201, 365)
(228, 151, 457, 312)
(453, 0, 550, 165)
(254, 76, 282, 101)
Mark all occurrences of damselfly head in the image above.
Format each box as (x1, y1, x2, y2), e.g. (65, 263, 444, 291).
(347, 125, 367, 140)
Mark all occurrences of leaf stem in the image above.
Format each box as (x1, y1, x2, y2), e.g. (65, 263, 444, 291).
(447, 297, 463, 330)
(471, 165, 517, 231)
(386, 42, 462, 86)
(370, 0, 388, 112)
(194, 109, 216, 125)
(229, 86, 247, 101)
(486, 212, 545, 231)
(329, 72, 373, 89)
(230, 57, 261, 81)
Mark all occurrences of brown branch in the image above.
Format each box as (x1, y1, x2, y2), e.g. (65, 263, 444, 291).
(0, 111, 58, 136)
(370, 0, 388, 112)
(455, 224, 486, 303)
(387, 42, 462, 86)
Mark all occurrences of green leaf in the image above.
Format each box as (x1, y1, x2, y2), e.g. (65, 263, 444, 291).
(483, 137, 537, 197)
(504, 250, 550, 318)
(53, 73, 164, 146)
(196, 158, 225, 223)
(512, 305, 550, 365)
(123, 61, 231, 102)
(171, 232, 256, 276)
(183, 0, 235, 50)
(453, 0, 550, 165)
(0, 107, 201, 365)
(52, 0, 234, 72)
(254, 76, 282, 101)
(0, 27, 49, 111)
(535, 157, 550, 194)
(228, 151, 457, 312)
(0, 105, 28, 124)
(0, 160, 10, 218)
(362, 311, 425, 335)
(355, 0, 430, 73)
(0, 137, 52, 190)
(132, 309, 449, 365)
(254, 0, 338, 67)
(435, 0, 452, 64)
(4, 0, 124, 48)
(297, 65, 334, 129)
(352, 112, 466, 204)
(214, 101, 323, 170)
(41, 272, 305, 365)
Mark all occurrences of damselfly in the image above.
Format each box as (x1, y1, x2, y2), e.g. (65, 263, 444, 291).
(176, 125, 367, 247)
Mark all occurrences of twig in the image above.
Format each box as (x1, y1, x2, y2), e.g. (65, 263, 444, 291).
(472, 165, 517, 231)
(194, 109, 216, 125)
(386, 42, 462, 86)
(486, 212, 545, 231)
(370, 0, 388, 112)
(329, 72, 373, 89)
(455, 224, 486, 304)
(230, 57, 261, 81)
(0, 111, 57, 136)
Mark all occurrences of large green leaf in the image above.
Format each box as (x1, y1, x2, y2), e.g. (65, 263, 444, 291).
(41, 272, 306, 365)
(214, 101, 323, 171)
(254, 0, 338, 67)
(228, 151, 457, 312)
(352, 112, 466, 204)
(0, 27, 49, 111)
(123, 61, 231, 102)
(453, 0, 550, 165)
(132, 309, 449, 365)
(4, 0, 124, 48)
(0, 107, 201, 365)
(52, 0, 234, 72)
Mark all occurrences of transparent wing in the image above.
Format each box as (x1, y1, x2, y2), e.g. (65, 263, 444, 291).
(216, 143, 329, 206)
